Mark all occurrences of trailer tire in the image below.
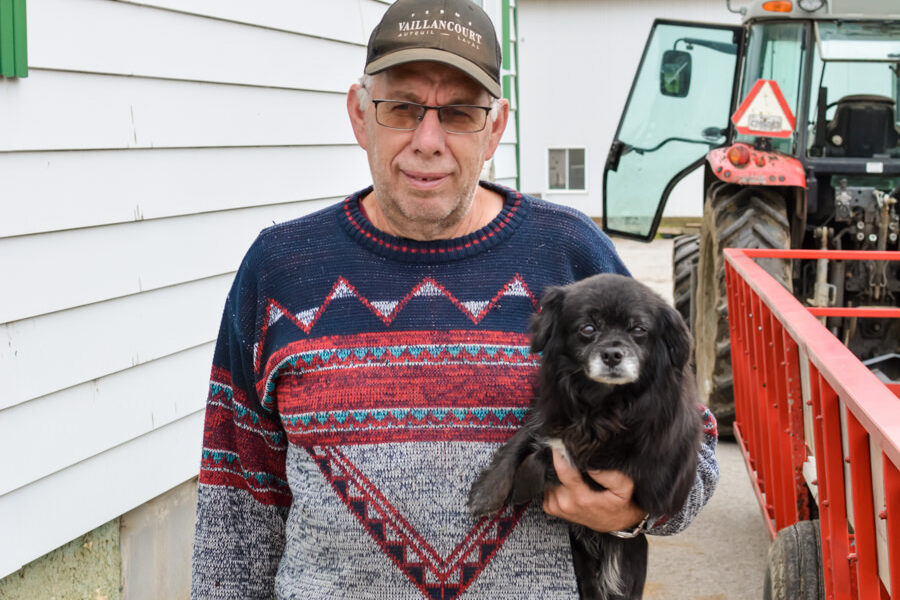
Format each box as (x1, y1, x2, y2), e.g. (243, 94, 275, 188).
(695, 184, 792, 437)
(763, 520, 824, 600)
(672, 233, 700, 331)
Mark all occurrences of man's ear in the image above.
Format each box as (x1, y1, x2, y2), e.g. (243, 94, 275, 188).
(347, 84, 369, 151)
(483, 97, 509, 161)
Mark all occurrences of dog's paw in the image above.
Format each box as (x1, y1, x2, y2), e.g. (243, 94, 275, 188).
(467, 466, 513, 518)
(508, 450, 550, 505)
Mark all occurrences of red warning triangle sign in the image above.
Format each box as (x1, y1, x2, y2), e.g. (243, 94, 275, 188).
(731, 79, 796, 138)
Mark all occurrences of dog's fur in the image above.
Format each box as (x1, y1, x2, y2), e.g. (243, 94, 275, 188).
(467, 273, 701, 599)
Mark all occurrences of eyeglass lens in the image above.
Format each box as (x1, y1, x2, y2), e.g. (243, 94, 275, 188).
(375, 101, 488, 133)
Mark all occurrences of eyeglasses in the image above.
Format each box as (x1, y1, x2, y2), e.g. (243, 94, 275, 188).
(371, 100, 492, 134)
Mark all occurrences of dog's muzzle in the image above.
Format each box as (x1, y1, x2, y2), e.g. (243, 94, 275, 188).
(585, 344, 640, 384)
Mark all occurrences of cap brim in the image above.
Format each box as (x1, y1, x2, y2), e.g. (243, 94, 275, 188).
(365, 48, 502, 98)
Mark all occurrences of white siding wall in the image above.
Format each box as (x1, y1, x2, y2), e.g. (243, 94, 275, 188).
(517, 0, 739, 218)
(0, 0, 515, 577)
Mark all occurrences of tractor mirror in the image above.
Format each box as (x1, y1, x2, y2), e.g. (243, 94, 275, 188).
(660, 50, 692, 97)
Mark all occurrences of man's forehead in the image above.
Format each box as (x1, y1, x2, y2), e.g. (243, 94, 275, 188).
(376, 62, 488, 99)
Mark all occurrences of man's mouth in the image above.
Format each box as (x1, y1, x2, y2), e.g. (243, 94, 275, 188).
(403, 171, 449, 188)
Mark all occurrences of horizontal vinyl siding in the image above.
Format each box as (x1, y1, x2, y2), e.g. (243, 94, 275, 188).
(0, 0, 388, 577)
(27, 0, 368, 92)
(1, 0, 518, 577)
(0, 198, 346, 324)
(0, 343, 215, 496)
(118, 0, 391, 46)
(0, 71, 355, 151)
(1, 275, 231, 412)
(0, 146, 370, 238)
(1, 412, 205, 580)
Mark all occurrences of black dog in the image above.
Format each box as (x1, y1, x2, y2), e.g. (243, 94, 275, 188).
(468, 273, 701, 599)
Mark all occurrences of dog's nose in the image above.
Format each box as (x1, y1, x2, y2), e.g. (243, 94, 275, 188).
(601, 348, 623, 367)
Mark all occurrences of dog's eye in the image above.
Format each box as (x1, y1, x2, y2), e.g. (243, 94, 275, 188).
(629, 325, 648, 336)
(579, 324, 596, 336)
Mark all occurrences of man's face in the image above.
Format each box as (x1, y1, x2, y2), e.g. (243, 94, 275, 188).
(348, 62, 507, 240)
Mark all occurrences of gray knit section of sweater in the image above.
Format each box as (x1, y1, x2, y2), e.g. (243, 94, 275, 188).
(191, 432, 718, 599)
(191, 486, 289, 599)
(274, 441, 579, 598)
(193, 442, 583, 599)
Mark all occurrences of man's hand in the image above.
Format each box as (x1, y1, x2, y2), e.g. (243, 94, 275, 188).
(542, 447, 647, 532)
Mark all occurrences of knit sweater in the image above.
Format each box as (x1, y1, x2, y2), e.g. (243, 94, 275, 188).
(191, 182, 719, 600)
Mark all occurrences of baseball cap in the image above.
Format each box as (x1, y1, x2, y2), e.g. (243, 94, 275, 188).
(364, 0, 503, 98)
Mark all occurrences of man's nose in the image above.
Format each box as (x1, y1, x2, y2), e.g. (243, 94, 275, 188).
(411, 107, 447, 154)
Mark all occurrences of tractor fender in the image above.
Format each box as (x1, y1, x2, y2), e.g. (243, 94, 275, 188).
(707, 145, 806, 188)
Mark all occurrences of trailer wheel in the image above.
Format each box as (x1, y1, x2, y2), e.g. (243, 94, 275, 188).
(695, 184, 792, 436)
(764, 520, 824, 600)
(672, 233, 700, 331)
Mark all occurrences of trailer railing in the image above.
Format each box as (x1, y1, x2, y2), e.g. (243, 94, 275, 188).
(724, 248, 900, 600)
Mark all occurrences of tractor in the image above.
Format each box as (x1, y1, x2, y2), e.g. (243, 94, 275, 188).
(603, 0, 900, 436)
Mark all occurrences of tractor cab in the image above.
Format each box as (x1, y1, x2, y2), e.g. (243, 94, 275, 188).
(604, 2, 900, 241)
(604, 0, 900, 440)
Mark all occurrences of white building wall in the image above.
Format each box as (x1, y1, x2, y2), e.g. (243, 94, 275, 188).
(0, 0, 516, 578)
(517, 0, 740, 218)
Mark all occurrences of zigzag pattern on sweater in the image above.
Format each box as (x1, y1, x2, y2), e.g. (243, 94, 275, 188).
(259, 339, 539, 413)
(208, 379, 286, 449)
(254, 274, 540, 372)
(308, 444, 527, 600)
(282, 406, 529, 438)
(200, 448, 291, 501)
(278, 341, 535, 371)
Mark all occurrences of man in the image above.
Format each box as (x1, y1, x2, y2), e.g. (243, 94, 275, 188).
(191, 1, 718, 598)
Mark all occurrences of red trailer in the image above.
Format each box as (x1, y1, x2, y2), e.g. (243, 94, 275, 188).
(725, 248, 900, 599)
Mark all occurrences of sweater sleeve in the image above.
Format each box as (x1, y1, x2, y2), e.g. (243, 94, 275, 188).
(191, 237, 291, 599)
(645, 406, 719, 536)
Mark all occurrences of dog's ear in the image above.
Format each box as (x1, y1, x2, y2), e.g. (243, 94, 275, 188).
(530, 286, 566, 353)
(659, 303, 693, 370)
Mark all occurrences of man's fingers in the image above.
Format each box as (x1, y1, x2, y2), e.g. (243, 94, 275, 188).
(543, 460, 646, 532)
(550, 447, 586, 489)
(552, 450, 635, 500)
(585, 468, 634, 499)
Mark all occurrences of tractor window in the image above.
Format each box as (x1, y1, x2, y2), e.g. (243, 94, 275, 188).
(603, 21, 739, 239)
(737, 22, 807, 153)
(807, 21, 900, 158)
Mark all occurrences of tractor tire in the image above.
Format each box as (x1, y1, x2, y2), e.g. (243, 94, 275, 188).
(672, 233, 700, 331)
(763, 520, 825, 600)
(695, 183, 792, 437)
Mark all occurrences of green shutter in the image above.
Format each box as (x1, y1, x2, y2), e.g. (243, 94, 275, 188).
(0, 0, 14, 76)
(13, 0, 26, 76)
(501, 0, 510, 71)
(500, 0, 519, 189)
(0, 0, 27, 78)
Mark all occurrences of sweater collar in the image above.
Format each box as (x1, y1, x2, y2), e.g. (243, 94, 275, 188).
(340, 181, 528, 263)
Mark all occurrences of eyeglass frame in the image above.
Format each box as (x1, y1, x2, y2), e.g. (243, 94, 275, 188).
(370, 99, 494, 134)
